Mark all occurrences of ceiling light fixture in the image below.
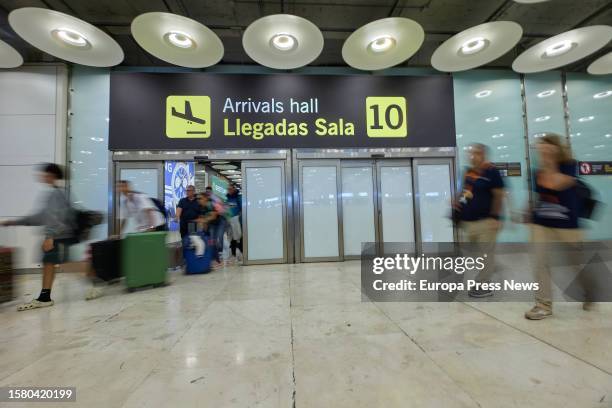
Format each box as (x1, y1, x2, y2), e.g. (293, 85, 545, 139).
(431, 21, 522, 72)
(588, 51, 612, 75)
(460, 37, 487, 55)
(537, 89, 556, 98)
(342, 17, 424, 71)
(9, 8, 124, 66)
(0, 39, 23, 68)
(485, 116, 499, 123)
(593, 90, 612, 99)
(535, 115, 550, 122)
(513, 26, 612, 73)
(475, 90, 492, 98)
(492, 133, 504, 138)
(52, 27, 89, 48)
(578, 116, 594, 122)
(164, 31, 195, 49)
(543, 40, 574, 58)
(270, 33, 297, 52)
(367, 35, 396, 53)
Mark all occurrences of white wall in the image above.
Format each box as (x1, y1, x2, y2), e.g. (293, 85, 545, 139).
(0, 65, 68, 268)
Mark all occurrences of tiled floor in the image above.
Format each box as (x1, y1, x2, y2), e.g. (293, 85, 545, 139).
(0, 261, 611, 408)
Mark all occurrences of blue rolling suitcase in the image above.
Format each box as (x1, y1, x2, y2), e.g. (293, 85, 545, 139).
(183, 232, 213, 274)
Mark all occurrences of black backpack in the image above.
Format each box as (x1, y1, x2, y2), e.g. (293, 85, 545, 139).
(73, 209, 104, 242)
(576, 178, 599, 219)
(150, 198, 168, 222)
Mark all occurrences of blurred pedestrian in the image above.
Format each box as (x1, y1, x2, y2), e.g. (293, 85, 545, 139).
(456, 143, 505, 298)
(226, 184, 243, 264)
(0, 163, 75, 311)
(117, 180, 166, 235)
(175, 185, 199, 238)
(525, 134, 587, 320)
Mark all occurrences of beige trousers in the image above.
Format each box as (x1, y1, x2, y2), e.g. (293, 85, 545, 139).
(530, 224, 583, 310)
(461, 218, 499, 283)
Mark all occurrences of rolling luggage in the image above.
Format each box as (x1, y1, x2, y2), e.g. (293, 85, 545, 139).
(183, 233, 213, 275)
(122, 231, 169, 291)
(0, 247, 14, 303)
(90, 238, 122, 282)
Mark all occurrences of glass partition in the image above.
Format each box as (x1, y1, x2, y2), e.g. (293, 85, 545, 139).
(566, 73, 612, 240)
(453, 71, 528, 242)
(341, 164, 376, 257)
(301, 163, 340, 260)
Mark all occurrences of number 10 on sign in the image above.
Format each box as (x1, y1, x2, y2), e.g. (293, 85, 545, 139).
(366, 96, 407, 138)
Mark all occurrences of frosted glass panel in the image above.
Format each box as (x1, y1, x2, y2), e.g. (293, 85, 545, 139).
(566, 73, 612, 240)
(245, 167, 284, 260)
(417, 164, 454, 242)
(120, 169, 159, 199)
(302, 166, 339, 258)
(341, 166, 375, 256)
(453, 70, 528, 242)
(380, 166, 414, 243)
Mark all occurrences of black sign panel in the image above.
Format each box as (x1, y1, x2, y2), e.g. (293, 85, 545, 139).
(109, 73, 456, 150)
(492, 162, 522, 177)
(579, 161, 612, 176)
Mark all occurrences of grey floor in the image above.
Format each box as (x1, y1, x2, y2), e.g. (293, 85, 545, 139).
(0, 261, 611, 408)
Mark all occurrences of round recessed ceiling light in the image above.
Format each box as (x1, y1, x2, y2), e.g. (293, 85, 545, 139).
(212, 164, 238, 170)
(535, 115, 551, 122)
(52, 27, 89, 48)
(368, 35, 396, 54)
(578, 116, 595, 122)
(342, 17, 424, 71)
(512, 26, 612, 73)
(8, 7, 123, 67)
(475, 90, 492, 98)
(0, 39, 23, 68)
(164, 31, 194, 49)
(537, 89, 556, 98)
(243, 14, 323, 70)
(432, 21, 522, 72)
(460, 37, 488, 56)
(485, 116, 500, 123)
(492, 133, 504, 138)
(588, 52, 612, 75)
(593, 90, 612, 99)
(132, 12, 223, 68)
(543, 40, 575, 58)
(270, 33, 297, 52)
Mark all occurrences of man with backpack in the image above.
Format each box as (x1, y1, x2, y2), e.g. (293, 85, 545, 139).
(0, 163, 76, 311)
(117, 180, 167, 234)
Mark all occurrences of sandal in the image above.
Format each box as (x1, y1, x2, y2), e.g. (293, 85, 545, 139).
(17, 299, 54, 312)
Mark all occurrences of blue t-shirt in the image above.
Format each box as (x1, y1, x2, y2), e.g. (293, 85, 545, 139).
(532, 162, 579, 229)
(460, 164, 505, 222)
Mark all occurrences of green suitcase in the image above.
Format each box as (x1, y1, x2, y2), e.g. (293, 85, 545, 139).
(122, 232, 169, 290)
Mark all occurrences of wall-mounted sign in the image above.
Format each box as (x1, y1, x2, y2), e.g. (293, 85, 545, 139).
(109, 73, 456, 150)
(492, 162, 522, 177)
(579, 161, 612, 176)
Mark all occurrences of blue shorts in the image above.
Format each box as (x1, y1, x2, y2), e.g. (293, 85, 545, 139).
(41, 239, 71, 265)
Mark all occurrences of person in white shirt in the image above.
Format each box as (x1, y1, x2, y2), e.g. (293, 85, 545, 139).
(117, 180, 166, 235)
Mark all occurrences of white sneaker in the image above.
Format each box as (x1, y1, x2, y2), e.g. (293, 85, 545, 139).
(17, 299, 54, 312)
(85, 287, 104, 301)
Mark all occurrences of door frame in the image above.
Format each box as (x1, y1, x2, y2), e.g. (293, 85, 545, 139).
(375, 159, 416, 256)
(412, 157, 458, 249)
(111, 161, 164, 236)
(241, 160, 290, 265)
(340, 160, 379, 260)
(297, 159, 344, 263)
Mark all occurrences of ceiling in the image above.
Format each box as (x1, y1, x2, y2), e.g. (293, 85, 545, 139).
(0, 0, 611, 71)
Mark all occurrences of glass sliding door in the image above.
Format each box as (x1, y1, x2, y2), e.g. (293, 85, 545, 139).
(299, 160, 341, 261)
(414, 159, 455, 244)
(377, 161, 416, 254)
(341, 162, 377, 257)
(242, 161, 287, 264)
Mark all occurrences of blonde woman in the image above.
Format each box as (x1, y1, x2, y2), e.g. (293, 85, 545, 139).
(525, 134, 589, 319)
